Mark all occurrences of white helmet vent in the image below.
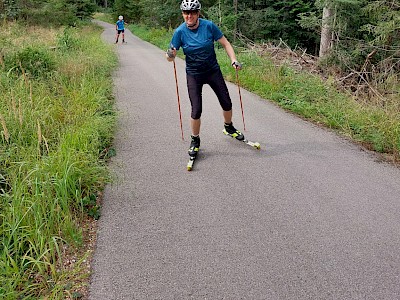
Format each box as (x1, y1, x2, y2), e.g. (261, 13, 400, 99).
(180, 0, 201, 11)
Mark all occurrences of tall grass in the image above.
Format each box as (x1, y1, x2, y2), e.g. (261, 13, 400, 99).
(0, 22, 117, 298)
(128, 22, 400, 161)
(130, 24, 172, 50)
(219, 52, 400, 157)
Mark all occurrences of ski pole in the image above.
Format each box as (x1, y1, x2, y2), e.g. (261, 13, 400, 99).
(172, 59, 184, 140)
(167, 47, 184, 140)
(234, 63, 246, 131)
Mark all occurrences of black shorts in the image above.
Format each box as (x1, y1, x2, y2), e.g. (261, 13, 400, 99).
(186, 68, 232, 119)
(117, 29, 124, 34)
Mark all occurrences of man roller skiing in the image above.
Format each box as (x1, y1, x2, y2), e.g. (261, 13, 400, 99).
(166, 0, 245, 162)
(115, 15, 126, 44)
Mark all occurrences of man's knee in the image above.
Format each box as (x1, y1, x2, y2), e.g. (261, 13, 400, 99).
(191, 111, 202, 119)
(222, 103, 232, 111)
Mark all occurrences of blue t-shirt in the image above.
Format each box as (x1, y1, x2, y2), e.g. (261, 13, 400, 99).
(171, 19, 224, 75)
(116, 20, 125, 30)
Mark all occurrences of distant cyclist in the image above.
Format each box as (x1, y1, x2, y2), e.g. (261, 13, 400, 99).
(166, 0, 243, 158)
(115, 15, 126, 44)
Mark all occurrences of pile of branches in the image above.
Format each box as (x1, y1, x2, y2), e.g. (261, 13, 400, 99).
(236, 32, 399, 108)
(235, 33, 319, 74)
(336, 49, 400, 107)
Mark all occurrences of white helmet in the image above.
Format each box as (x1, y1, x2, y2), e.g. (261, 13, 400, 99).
(118, 15, 123, 20)
(180, 0, 201, 11)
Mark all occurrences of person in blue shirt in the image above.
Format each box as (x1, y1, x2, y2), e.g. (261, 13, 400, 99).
(115, 15, 125, 44)
(166, 0, 244, 158)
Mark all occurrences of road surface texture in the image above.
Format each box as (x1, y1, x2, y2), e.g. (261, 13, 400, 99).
(89, 21, 400, 300)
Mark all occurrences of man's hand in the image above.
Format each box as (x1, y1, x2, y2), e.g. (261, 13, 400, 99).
(166, 48, 176, 61)
(231, 61, 242, 70)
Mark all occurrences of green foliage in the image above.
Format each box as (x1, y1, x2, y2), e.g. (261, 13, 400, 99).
(297, 11, 320, 32)
(72, 0, 97, 19)
(129, 24, 172, 49)
(109, 0, 317, 52)
(361, 0, 400, 47)
(1, 0, 97, 25)
(137, 0, 181, 28)
(81, 194, 101, 220)
(205, 0, 320, 52)
(93, 11, 115, 23)
(114, 0, 142, 23)
(313, 0, 399, 105)
(3, 46, 56, 79)
(42, 0, 97, 25)
(56, 27, 81, 51)
(0, 0, 20, 19)
(0, 22, 117, 298)
(314, 0, 399, 64)
(41, 0, 79, 26)
(95, 0, 115, 9)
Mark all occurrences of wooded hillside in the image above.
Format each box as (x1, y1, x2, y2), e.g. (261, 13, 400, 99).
(109, 0, 399, 104)
(2, 0, 399, 141)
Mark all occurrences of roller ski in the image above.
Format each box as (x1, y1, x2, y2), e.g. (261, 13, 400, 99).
(187, 135, 200, 171)
(223, 122, 260, 150)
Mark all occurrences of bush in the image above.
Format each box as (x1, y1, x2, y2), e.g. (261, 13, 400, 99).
(4, 46, 55, 78)
(57, 27, 80, 51)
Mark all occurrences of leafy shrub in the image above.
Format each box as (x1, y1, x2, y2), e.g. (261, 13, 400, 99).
(4, 46, 55, 78)
(57, 27, 80, 51)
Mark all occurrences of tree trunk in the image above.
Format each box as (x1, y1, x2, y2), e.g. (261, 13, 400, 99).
(233, 0, 238, 43)
(319, 4, 333, 58)
(218, 0, 221, 27)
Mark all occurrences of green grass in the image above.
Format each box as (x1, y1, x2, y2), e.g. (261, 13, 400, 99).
(0, 22, 117, 298)
(130, 24, 172, 50)
(1, 13, 398, 299)
(93, 12, 115, 24)
(128, 22, 400, 161)
(219, 53, 400, 156)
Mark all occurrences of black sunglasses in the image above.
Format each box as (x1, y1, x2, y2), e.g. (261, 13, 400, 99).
(182, 11, 199, 15)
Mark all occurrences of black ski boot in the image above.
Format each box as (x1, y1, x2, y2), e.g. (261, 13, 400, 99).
(188, 135, 200, 157)
(223, 122, 244, 141)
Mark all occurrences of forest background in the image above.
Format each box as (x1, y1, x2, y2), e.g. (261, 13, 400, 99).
(2, 0, 399, 154)
(0, 0, 399, 298)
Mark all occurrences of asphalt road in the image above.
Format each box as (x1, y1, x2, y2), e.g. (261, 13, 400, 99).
(89, 21, 400, 299)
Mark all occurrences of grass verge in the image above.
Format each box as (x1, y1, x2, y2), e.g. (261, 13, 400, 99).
(0, 21, 117, 298)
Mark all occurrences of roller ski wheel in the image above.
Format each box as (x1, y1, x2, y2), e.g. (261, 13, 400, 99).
(223, 129, 261, 150)
(187, 135, 200, 171)
(187, 155, 197, 171)
(245, 140, 261, 149)
(187, 150, 199, 171)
